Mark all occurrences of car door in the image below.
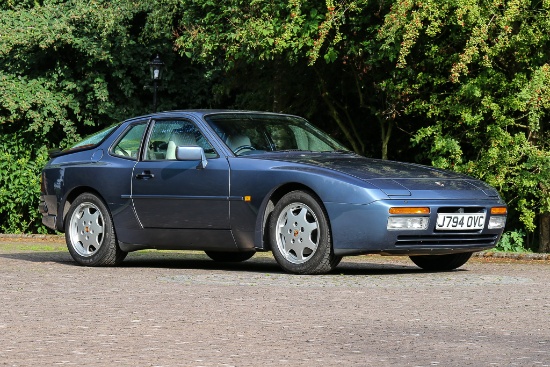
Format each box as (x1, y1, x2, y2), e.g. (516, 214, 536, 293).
(132, 118, 230, 229)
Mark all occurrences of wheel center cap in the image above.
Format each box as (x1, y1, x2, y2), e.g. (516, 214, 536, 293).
(85, 226, 90, 233)
(293, 230, 299, 237)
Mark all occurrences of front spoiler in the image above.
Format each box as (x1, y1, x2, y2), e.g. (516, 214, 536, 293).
(335, 245, 495, 257)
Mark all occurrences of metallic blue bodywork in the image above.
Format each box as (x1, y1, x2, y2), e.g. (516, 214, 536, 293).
(40, 110, 506, 257)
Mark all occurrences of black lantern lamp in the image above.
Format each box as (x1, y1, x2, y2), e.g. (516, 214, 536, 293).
(149, 55, 164, 80)
(149, 55, 164, 112)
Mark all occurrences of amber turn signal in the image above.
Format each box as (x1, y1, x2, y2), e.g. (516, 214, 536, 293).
(490, 207, 507, 215)
(389, 207, 430, 215)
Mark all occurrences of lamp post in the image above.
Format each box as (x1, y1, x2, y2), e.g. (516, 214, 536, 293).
(149, 55, 164, 112)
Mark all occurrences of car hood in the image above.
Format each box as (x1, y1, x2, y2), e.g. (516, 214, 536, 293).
(260, 152, 500, 199)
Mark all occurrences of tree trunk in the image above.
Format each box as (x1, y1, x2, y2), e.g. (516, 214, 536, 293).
(539, 214, 550, 253)
(377, 114, 393, 160)
(381, 120, 393, 161)
(315, 69, 362, 154)
(272, 58, 282, 112)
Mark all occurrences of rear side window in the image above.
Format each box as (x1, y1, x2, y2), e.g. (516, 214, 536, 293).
(71, 124, 118, 150)
(111, 123, 147, 159)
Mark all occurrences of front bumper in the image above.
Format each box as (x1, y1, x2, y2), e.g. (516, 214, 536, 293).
(326, 199, 506, 257)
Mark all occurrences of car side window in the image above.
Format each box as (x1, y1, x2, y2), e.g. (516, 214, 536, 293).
(111, 123, 147, 159)
(145, 120, 217, 160)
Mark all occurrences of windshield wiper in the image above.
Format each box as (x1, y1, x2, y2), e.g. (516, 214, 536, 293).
(275, 149, 312, 153)
(320, 149, 354, 154)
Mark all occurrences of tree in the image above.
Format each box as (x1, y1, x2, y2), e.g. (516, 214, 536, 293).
(170, 0, 406, 157)
(0, 0, 212, 232)
(1, 0, 549, 248)
(171, 0, 550, 246)
(377, 0, 550, 245)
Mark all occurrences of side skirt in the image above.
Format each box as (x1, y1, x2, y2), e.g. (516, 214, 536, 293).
(117, 228, 237, 252)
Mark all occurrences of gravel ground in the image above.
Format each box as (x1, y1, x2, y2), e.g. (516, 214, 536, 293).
(0, 235, 549, 367)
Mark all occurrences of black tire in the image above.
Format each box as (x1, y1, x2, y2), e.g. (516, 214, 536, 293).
(268, 190, 341, 274)
(409, 252, 473, 271)
(204, 251, 255, 262)
(65, 192, 127, 266)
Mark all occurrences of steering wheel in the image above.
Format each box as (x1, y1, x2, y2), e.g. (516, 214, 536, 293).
(234, 145, 256, 155)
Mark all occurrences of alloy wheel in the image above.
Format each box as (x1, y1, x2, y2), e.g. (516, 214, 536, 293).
(275, 202, 320, 264)
(68, 202, 105, 257)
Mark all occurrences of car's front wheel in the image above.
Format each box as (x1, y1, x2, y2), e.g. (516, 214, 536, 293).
(409, 252, 473, 271)
(65, 192, 127, 266)
(269, 190, 341, 274)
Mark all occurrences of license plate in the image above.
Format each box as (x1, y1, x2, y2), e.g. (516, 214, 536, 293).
(435, 213, 485, 230)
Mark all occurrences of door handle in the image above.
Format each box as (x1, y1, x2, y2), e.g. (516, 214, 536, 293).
(135, 171, 154, 180)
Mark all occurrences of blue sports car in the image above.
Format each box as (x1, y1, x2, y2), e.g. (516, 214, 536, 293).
(40, 110, 507, 274)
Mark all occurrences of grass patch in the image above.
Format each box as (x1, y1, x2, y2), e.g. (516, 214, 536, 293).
(0, 242, 66, 252)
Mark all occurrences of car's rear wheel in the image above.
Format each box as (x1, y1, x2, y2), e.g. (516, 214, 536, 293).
(65, 193, 127, 266)
(269, 190, 341, 274)
(204, 251, 255, 262)
(409, 252, 473, 271)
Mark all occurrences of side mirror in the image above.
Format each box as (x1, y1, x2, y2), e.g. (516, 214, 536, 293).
(175, 146, 208, 169)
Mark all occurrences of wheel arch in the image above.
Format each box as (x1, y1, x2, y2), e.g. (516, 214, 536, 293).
(59, 186, 106, 232)
(257, 182, 330, 251)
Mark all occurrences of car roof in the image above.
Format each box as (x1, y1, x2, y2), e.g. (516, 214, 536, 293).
(122, 109, 299, 124)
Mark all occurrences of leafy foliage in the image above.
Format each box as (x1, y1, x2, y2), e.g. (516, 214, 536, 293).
(170, 0, 550, 236)
(377, 0, 550, 232)
(0, 133, 48, 233)
(170, 0, 391, 156)
(496, 230, 530, 253)
(0, 0, 549, 249)
(0, 0, 212, 232)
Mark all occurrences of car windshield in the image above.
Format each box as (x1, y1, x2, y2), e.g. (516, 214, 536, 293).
(205, 113, 348, 155)
(70, 124, 119, 150)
